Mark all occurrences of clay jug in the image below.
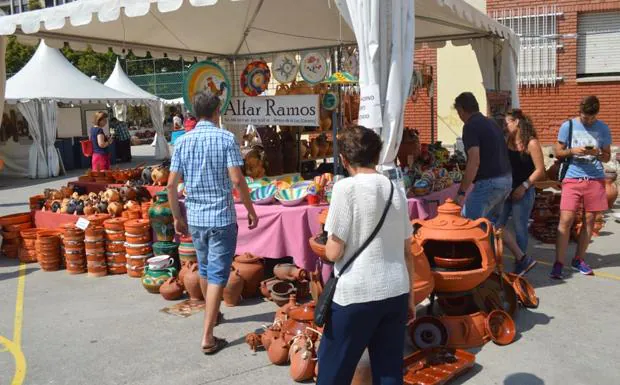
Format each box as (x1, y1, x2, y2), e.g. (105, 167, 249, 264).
(232, 253, 264, 298)
(275, 294, 298, 323)
(274, 264, 308, 281)
(148, 191, 175, 242)
(267, 334, 290, 365)
(289, 336, 316, 382)
(604, 175, 618, 209)
(223, 266, 244, 306)
(160, 277, 184, 300)
(261, 328, 280, 351)
(184, 262, 204, 302)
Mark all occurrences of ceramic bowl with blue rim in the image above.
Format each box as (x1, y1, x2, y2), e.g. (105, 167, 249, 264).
(251, 184, 277, 205)
(247, 181, 269, 192)
(292, 181, 314, 191)
(275, 187, 308, 207)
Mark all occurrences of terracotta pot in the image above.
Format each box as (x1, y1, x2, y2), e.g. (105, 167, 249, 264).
(308, 235, 326, 260)
(261, 328, 280, 351)
(223, 266, 244, 306)
(124, 219, 151, 235)
(4, 222, 32, 232)
(39, 261, 61, 271)
(275, 294, 298, 323)
(86, 214, 111, 226)
(270, 281, 297, 306)
(0, 212, 32, 227)
(289, 336, 316, 382)
(184, 262, 205, 302)
(605, 179, 618, 209)
(104, 218, 128, 232)
(410, 240, 434, 305)
(142, 266, 176, 294)
(85, 225, 105, 238)
(274, 263, 308, 281)
(505, 273, 539, 309)
(267, 334, 290, 365)
(440, 312, 489, 349)
(2, 231, 20, 240)
(125, 233, 151, 244)
(106, 241, 126, 253)
(485, 310, 516, 346)
(260, 277, 280, 299)
(105, 232, 126, 242)
(20, 228, 39, 240)
(151, 166, 170, 186)
(160, 277, 184, 300)
(232, 253, 264, 298)
(126, 244, 152, 256)
(148, 191, 175, 242)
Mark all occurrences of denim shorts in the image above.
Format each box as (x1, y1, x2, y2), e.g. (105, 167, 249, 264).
(189, 223, 238, 286)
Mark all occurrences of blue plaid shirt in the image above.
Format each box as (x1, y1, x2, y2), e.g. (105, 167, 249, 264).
(170, 121, 244, 227)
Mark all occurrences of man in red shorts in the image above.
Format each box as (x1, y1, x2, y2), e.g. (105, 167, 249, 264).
(551, 96, 612, 279)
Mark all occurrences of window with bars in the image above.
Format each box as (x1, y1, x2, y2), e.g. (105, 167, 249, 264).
(492, 5, 563, 87)
(577, 11, 620, 79)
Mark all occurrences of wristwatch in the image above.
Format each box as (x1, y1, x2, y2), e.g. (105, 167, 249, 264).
(522, 180, 531, 189)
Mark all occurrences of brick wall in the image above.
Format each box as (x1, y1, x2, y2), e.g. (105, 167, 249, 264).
(487, 0, 620, 144)
(403, 47, 437, 144)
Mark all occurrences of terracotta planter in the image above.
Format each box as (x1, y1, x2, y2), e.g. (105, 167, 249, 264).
(39, 261, 61, 271)
(20, 228, 39, 240)
(160, 277, 184, 300)
(223, 266, 244, 306)
(85, 225, 105, 238)
(440, 312, 489, 349)
(274, 263, 308, 281)
(85, 241, 106, 251)
(0, 212, 32, 227)
(232, 253, 264, 298)
(183, 262, 204, 302)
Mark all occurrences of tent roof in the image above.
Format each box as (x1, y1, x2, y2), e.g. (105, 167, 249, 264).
(0, 0, 517, 59)
(104, 59, 159, 100)
(5, 41, 146, 103)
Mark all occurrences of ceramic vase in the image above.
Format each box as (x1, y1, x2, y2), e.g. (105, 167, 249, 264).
(184, 262, 204, 302)
(142, 266, 177, 294)
(232, 253, 264, 298)
(274, 263, 308, 281)
(148, 191, 175, 242)
(222, 266, 244, 306)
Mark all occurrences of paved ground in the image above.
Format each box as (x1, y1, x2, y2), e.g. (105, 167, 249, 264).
(1, 145, 620, 385)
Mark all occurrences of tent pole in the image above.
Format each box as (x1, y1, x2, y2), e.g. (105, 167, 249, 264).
(233, 0, 265, 56)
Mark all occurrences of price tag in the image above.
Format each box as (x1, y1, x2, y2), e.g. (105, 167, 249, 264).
(357, 83, 383, 129)
(75, 218, 90, 231)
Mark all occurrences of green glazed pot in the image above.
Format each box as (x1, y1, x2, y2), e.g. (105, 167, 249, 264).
(152, 241, 179, 258)
(148, 191, 175, 242)
(142, 266, 177, 294)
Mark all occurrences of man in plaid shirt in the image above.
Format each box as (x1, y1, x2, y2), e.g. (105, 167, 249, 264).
(167, 92, 258, 355)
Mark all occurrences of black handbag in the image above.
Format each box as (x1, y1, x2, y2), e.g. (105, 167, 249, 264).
(558, 119, 573, 182)
(314, 182, 394, 327)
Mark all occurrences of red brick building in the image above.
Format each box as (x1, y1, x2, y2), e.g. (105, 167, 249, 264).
(404, 47, 437, 144)
(487, 0, 620, 144)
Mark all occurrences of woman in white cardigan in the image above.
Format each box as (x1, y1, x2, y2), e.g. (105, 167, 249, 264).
(317, 126, 415, 385)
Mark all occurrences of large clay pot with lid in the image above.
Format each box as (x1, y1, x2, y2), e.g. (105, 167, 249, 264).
(232, 253, 264, 298)
(222, 266, 244, 306)
(148, 191, 175, 242)
(412, 199, 496, 293)
(410, 240, 435, 305)
(183, 262, 204, 302)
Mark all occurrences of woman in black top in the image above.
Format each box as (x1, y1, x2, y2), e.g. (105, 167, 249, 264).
(498, 109, 545, 276)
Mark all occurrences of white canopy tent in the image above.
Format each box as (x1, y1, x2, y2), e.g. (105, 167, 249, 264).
(3, 40, 144, 178)
(104, 59, 169, 159)
(0, 0, 519, 175)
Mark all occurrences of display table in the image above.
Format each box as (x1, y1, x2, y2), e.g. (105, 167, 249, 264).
(34, 210, 82, 228)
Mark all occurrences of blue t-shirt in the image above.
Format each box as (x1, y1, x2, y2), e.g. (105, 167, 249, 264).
(558, 118, 611, 179)
(90, 127, 108, 155)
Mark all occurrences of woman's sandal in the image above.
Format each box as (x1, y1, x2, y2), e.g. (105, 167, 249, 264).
(202, 336, 228, 355)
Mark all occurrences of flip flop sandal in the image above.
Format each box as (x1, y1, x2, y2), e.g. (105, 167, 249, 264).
(202, 337, 228, 355)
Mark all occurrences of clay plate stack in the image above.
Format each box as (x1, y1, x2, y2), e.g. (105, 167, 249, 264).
(124, 219, 152, 278)
(0, 212, 33, 259)
(36, 230, 62, 271)
(104, 218, 128, 275)
(19, 228, 40, 263)
(62, 224, 86, 274)
(85, 225, 107, 277)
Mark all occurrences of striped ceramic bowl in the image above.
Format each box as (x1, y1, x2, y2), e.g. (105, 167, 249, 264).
(275, 187, 308, 207)
(250, 184, 277, 205)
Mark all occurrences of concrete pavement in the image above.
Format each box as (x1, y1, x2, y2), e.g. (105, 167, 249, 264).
(1, 145, 620, 385)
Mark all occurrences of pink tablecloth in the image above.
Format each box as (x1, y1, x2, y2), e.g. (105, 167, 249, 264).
(234, 184, 460, 272)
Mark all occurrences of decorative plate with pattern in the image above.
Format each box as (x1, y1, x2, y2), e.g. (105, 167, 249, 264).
(183, 60, 231, 114)
(300, 52, 328, 84)
(272, 53, 299, 84)
(240, 60, 271, 96)
(322, 90, 339, 111)
(342, 49, 359, 78)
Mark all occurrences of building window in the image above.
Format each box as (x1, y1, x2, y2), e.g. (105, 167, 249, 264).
(577, 11, 620, 79)
(492, 5, 563, 87)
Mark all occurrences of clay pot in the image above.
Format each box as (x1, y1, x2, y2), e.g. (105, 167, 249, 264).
(160, 277, 184, 300)
(223, 266, 244, 306)
(485, 310, 516, 345)
(267, 334, 290, 365)
(103, 189, 121, 203)
(605, 178, 618, 209)
(126, 244, 152, 256)
(124, 219, 151, 235)
(440, 312, 489, 349)
(4, 222, 32, 232)
(151, 166, 170, 186)
(232, 253, 264, 298)
(125, 233, 151, 244)
(289, 335, 316, 382)
(86, 214, 112, 226)
(85, 225, 105, 238)
(308, 235, 326, 260)
(106, 241, 126, 253)
(274, 263, 308, 281)
(0, 212, 32, 227)
(142, 266, 176, 294)
(184, 262, 204, 302)
(260, 277, 279, 299)
(275, 294, 298, 323)
(505, 273, 539, 309)
(270, 281, 296, 306)
(261, 328, 280, 351)
(107, 201, 123, 217)
(148, 191, 175, 242)
(410, 240, 434, 305)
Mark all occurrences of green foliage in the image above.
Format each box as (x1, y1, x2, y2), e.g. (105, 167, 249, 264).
(5, 37, 35, 75)
(28, 0, 42, 10)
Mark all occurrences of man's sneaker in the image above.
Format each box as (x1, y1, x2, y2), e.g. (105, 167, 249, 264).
(549, 262, 564, 280)
(571, 258, 594, 276)
(514, 255, 537, 276)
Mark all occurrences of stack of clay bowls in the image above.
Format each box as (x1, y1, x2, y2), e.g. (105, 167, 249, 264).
(62, 224, 86, 274)
(141, 202, 152, 220)
(0, 212, 33, 259)
(124, 219, 152, 278)
(36, 230, 62, 271)
(85, 225, 107, 277)
(178, 236, 198, 266)
(19, 228, 39, 263)
(104, 218, 128, 275)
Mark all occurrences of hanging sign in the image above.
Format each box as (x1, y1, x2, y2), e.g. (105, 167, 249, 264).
(357, 84, 383, 128)
(222, 95, 319, 126)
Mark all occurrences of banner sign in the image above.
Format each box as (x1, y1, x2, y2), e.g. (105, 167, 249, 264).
(222, 95, 319, 126)
(357, 84, 383, 128)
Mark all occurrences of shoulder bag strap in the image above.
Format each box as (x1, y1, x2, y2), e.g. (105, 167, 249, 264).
(336, 181, 394, 278)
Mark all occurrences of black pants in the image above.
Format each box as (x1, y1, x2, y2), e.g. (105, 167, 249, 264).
(317, 293, 408, 385)
(115, 139, 132, 163)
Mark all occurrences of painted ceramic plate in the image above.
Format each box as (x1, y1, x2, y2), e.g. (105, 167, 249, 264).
(342, 49, 359, 78)
(272, 53, 299, 84)
(183, 60, 231, 114)
(241, 60, 271, 96)
(247, 181, 268, 191)
(322, 91, 339, 111)
(251, 185, 277, 205)
(275, 188, 308, 207)
(300, 52, 328, 84)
